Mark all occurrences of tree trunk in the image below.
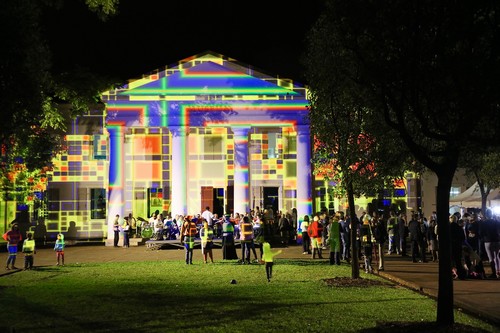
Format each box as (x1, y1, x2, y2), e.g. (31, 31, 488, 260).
(435, 171, 455, 326)
(347, 180, 360, 279)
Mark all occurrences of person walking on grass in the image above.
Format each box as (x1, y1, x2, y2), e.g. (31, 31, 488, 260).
(54, 233, 65, 266)
(262, 241, 282, 282)
(4, 222, 22, 270)
(200, 221, 214, 264)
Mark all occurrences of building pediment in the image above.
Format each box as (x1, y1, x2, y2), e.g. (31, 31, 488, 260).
(102, 51, 309, 127)
(120, 61, 299, 97)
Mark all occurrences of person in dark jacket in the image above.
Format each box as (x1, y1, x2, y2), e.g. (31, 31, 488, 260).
(371, 212, 387, 271)
(450, 214, 466, 279)
(408, 213, 426, 263)
(478, 209, 500, 278)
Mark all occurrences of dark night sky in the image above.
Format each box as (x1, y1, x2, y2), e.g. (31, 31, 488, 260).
(43, 0, 324, 84)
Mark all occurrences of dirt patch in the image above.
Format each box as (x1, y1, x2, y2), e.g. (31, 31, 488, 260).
(323, 276, 390, 288)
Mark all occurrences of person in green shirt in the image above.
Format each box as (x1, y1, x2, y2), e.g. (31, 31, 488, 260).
(262, 242, 282, 282)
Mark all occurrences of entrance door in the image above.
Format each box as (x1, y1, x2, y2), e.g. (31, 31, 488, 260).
(226, 186, 234, 215)
(201, 187, 225, 217)
(263, 187, 279, 216)
(213, 188, 224, 217)
(200, 186, 213, 214)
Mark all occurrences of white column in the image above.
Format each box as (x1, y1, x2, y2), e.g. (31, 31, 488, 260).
(232, 126, 251, 215)
(296, 125, 313, 226)
(106, 125, 125, 245)
(170, 126, 188, 217)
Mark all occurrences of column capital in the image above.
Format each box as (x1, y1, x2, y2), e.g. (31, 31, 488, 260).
(296, 124, 310, 136)
(169, 126, 189, 137)
(231, 126, 252, 137)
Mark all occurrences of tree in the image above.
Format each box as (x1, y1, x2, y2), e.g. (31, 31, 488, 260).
(305, 12, 417, 278)
(0, 0, 118, 190)
(307, 0, 500, 326)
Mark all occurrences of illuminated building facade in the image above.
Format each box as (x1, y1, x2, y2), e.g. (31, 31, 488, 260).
(22, 51, 419, 243)
(99, 51, 312, 242)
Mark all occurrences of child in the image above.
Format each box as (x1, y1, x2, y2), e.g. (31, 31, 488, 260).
(262, 241, 282, 282)
(4, 223, 22, 270)
(54, 233, 65, 266)
(22, 232, 36, 270)
(200, 221, 214, 263)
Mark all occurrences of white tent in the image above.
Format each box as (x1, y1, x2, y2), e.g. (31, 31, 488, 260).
(449, 182, 500, 208)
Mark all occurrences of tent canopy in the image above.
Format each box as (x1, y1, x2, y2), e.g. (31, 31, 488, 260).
(449, 182, 500, 207)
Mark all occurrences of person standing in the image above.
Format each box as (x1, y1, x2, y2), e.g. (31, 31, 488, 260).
(222, 215, 238, 260)
(371, 212, 387, 271)
(478, 209, 500, 278)
(398, 213, 408, 256)
(300, 215, 311, 255)
(339, 212, 350, 262)
(113, 215, 120, 247)
(54, 233, 65, 266)
(128, 213, 137, 238)
(308, 215, 324, 259)
(181, 216, 198, 264)
(122, 219, 130, 248)
(262, 241, 282, 282)
(200, 221, 214, 264)
(278, 213, 290, 247)
(360, 216, 374, 273)
(239, 216, 254, 264)
(4, 222, 22, 270)
(408, 213, 425, 263)
(201, 206, 214, 227)
(22, 232, 36, 270)
(387, 211, 398, 254)
(328, 214, 341, 265)
(427, 216, 439, 262)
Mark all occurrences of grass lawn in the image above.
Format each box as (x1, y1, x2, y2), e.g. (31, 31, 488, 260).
(0, 259, 496, 332)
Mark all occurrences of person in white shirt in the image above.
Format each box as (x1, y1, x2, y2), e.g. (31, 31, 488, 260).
(201, 206, 214, 227)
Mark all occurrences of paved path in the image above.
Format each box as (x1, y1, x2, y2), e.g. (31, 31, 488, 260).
(1, 243, 499, 327)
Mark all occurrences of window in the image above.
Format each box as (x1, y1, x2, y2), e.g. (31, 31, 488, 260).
(203, 135, 223, 155)
(267, 133, 277, 158)
(90, 188, 106, 219)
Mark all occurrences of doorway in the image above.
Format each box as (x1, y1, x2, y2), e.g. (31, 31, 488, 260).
(263, 187, 279, 216)
(201, 186, 225, 217)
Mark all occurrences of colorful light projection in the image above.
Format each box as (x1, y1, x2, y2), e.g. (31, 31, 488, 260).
(100, 51, 312, 237)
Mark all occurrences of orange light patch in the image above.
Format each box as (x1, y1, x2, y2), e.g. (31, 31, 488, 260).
(134, 161, 161, 180)
(133, 136, 161, 155)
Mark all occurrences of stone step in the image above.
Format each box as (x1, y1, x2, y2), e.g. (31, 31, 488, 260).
(105, 237, 147, 247)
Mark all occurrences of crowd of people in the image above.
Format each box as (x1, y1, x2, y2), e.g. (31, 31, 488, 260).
(5, 204, 499, 282)
(298, 208, 500, 279)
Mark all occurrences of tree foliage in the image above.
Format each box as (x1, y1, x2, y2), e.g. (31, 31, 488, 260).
(306, 0, 500, 326)
(0, 0, 118, 202)
(305, 3, 418, 278)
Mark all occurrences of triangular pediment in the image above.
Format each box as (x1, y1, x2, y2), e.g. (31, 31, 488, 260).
(103, 51, 306, 99)
(121, 61, 298, 96)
